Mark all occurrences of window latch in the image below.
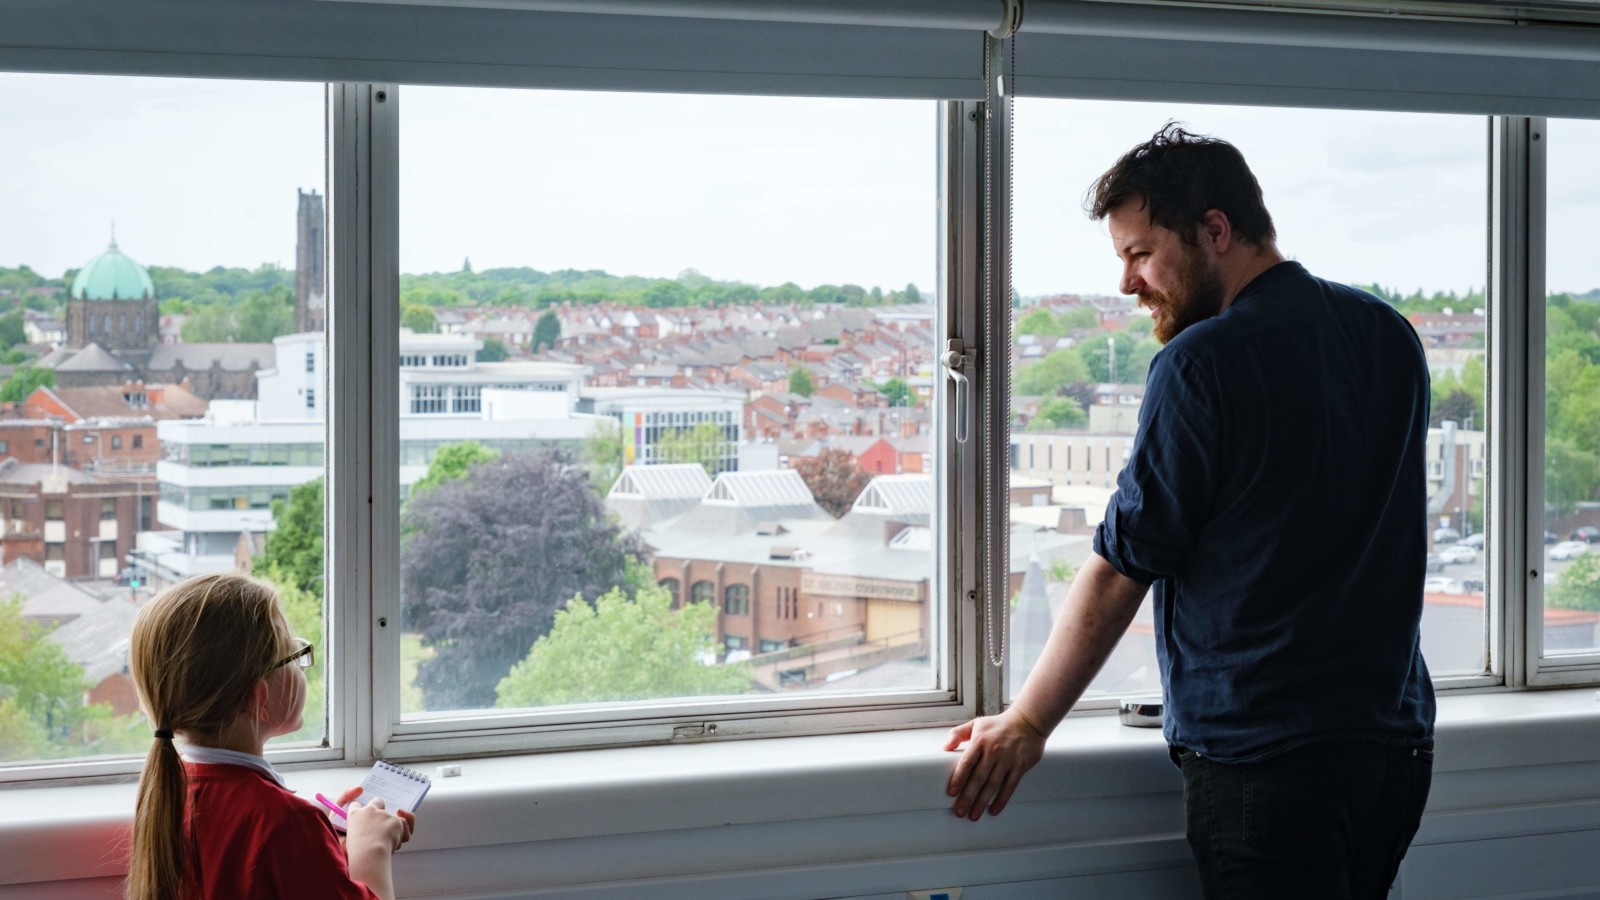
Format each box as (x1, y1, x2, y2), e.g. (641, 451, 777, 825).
(942, 340, 975, 445)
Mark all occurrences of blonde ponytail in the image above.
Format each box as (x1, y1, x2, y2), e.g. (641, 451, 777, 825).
(127, 735, 188, 900)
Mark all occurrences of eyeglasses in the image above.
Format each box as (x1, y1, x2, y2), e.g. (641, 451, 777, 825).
(271, 637, 314, 672)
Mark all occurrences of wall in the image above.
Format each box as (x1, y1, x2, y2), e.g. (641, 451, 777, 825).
(4, 691, 1599, 899)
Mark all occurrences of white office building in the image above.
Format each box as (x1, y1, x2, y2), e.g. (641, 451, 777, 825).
(148, 331, 608, 579)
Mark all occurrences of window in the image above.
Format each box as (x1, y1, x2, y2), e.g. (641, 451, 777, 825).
(306, 387, 316, 410)
(1538, 118, 1600, 665)
(410, 384, 447, 414)
(390, 85, 942, 746)
(1009, 100, 1489, 701)
(306, 350, 316, 372)
(0, 72, 329, 774)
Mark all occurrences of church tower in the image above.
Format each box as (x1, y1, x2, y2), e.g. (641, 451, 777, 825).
(295, 189, 326, 333)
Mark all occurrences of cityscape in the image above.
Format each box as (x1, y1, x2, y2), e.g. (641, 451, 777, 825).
(2, 189, 1596, 764)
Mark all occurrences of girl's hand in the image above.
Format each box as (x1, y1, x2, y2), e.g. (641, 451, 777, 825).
(346, 797, 409, 853)
(336, 786, 416, 846)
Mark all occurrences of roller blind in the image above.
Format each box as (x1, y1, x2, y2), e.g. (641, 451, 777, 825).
(1014, 0, 1600, 117)
(0, 0, 989, 98)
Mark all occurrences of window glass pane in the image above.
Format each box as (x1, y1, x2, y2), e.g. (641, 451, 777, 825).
(1542, 118, 1600, 658)
(397, 87, 938, 717)
(1008, 101, 1489, 703)
(0, 73, 327, 768)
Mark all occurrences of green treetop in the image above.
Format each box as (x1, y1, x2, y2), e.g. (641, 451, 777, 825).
(495, 583, 749, 708)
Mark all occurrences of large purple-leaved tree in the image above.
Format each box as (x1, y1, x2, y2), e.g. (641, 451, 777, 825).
(401, 447, 639, 710)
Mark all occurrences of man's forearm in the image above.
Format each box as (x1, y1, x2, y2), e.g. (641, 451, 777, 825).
(1009, 553, 1150, 735)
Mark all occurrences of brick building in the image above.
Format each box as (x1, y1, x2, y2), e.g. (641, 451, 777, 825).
(0, 463, 144, 580)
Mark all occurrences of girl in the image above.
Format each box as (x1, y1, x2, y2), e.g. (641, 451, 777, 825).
(127, 573, 414, 900)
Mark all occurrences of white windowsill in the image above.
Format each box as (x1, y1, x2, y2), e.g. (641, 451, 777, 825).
(3, 688, 1600, 888)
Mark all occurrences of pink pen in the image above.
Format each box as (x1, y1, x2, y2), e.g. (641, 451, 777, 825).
(315, 793, 349, 831)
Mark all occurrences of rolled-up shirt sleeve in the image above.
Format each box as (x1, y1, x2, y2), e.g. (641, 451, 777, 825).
(1094, 347, 1221, 585)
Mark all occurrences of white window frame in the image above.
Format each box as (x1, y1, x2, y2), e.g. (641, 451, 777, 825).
(1516, 116, 1600, 684)
(340, 85, 981, 764)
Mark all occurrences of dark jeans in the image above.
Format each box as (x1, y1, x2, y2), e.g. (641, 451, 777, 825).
(1172, 741, 1433, 899)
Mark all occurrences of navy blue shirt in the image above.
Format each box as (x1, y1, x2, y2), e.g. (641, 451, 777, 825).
(1094, 261, 1436, 763)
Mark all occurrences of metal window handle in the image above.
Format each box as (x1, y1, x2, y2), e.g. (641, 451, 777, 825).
(942, 340, 973, 445)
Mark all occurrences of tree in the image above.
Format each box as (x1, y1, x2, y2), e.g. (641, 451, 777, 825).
(1058, 307, 1100, 330)
(875, 377, 914, 407)
(401, 305, 438, 334)
(0, 596, 91, 760)
(788, 366, 815, 397)
(1014, 349, 1089, 397)
(584, 420, 625, 497)
(1549, 552, 1600, 612)
(0, 365, 53, 404)
(477, 337, 510, 362)
(234, 289, 295, 342)
(411, 441, 498, 498)
(654, 422, 727, 478)
(1016, 308, 1064, 337)
(495, 583, 748, 707)
(532, 310, 561, 352)
(255, 478, 325, 600)
(1028, 396, 1087, 430)
(401, 448, 640, 710)
(1546, 436, 1600, 515)
(181, 305, 234, 343)
(795, 448, 872, 518)
(899, 282, 921, 304)
(0, 309, 26, 348)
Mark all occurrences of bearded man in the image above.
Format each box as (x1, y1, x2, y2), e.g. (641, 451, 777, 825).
(944, 123, 1436, 899)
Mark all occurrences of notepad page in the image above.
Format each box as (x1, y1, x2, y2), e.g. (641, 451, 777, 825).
(359, 761, 431, 813)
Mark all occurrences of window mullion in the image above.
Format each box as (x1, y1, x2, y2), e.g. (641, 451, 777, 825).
(1490, 115, 1536, 688)
(944, 98, 984, 717)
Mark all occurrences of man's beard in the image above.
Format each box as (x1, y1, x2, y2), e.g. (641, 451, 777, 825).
(1140, 246, 1225, 345)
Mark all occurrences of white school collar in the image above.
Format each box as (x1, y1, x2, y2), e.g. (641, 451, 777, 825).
(179, 744, 286, 787)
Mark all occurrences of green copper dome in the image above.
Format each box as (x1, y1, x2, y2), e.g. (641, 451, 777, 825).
(70, 239, 154, 301)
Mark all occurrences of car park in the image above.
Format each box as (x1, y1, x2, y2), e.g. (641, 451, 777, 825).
(1423, 575, 1461, 594)
(1571, 526, 1600, 543)
(1425, 553, 1445, 572)
(1550, 540, 1590, 561)
(1461, 533, 1485, 549)
(1439, 544, 1479, 565)
(1432, 526, 1462, 545)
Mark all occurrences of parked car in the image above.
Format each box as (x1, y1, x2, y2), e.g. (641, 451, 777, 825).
(1425, 552, 1445, 573)
(1571, 526, 1600, 543)
(1460, 532, 1485, 549)
(1550, 540, 1590, 561)
(1432, 526, 1462, 545)
(1439, 544, 1479, 565)
(1423, 575, 1461, 594)
(1546, 530, 1559, 545)
(1462, 577, 1486, 593)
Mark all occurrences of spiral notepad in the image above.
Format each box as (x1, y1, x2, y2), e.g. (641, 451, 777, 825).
(359, 759, 431, 813)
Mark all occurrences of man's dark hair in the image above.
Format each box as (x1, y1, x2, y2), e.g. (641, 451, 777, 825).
(1084, 122, 1276, 248)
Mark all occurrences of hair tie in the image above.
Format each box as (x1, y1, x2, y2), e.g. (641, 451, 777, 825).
(153, 729, 174, 741)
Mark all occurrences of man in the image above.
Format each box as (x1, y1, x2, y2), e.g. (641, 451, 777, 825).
(945, 123, 1435, 899)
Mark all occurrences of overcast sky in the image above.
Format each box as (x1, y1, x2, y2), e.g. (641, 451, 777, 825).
(3, 73, 1597, 299)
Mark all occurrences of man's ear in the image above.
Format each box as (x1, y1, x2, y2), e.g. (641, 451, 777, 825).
(1199, 209, 1233, 255)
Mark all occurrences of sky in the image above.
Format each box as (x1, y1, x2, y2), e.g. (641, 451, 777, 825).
(3, 73, 1598, 298)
